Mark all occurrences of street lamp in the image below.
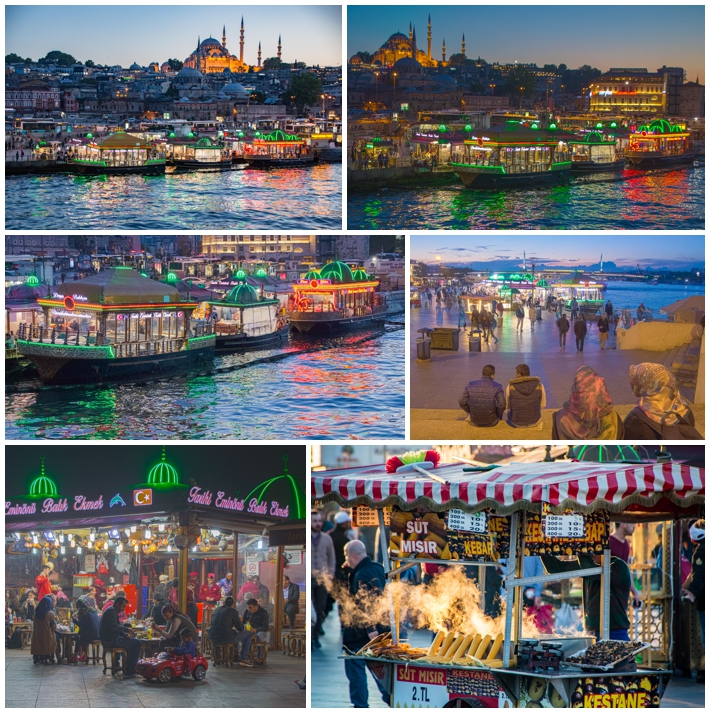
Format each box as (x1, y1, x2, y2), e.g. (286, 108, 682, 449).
(321, 93, 325, 118)
(393, 72, 398, 108)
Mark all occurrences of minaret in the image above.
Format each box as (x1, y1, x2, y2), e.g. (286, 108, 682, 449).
(258, 41, 262, 68)
(427, 14, 432, 63)
(409, 23, 412, 42)
(442, 38, 446, 64)
(222, 25, 227, 49)
(277, 34, 282, 60)
(461, 33, 466, 58)
(196, 36, 201, 71)
(239, 17, 245, 64)
(411, 25, 417, 60)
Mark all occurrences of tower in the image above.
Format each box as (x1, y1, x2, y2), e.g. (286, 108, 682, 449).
(239, 17, 245, 64)
(411, 25, 417, 60)
(461, 33, 466, 58)
(222, 24, 226, 49)
(277, 34, 282, 60)
(409, 22, 412, 42)
(427, 14, 432, 62)
(442, 38, 446, 64)
(258, 41, 262, 68)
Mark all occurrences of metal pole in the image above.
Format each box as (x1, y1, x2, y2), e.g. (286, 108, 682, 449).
(377, 509, 397, 644)
(514, 513, 526, 646)
(231, 531, 239, 598)
(503, 511, 519, 666)
(179, 545, 188, 613)
(600, 548, 611, 639)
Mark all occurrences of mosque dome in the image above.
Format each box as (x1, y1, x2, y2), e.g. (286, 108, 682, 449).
(223, 82, 248, 95)
(388, 32, 408, 42)
(393, 56, 422, 73)
(200, 37, 222, 49)
(129, 62, 142, 70)
(177, 66, 203, 79)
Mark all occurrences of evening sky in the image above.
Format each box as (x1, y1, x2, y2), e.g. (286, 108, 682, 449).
(6, 6, 342, 67)
(348, 6, 705, 84)
(410, 236, 706, 271)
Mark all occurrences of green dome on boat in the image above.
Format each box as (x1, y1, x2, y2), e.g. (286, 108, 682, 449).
(648, 119, 672, 134)
(226, 282, 259, 304)
(235, 270, 246, 280)
(26, 275, 40, 286)
(584, 131, 604, 144)
(255, 268, 268, 278)
(304, 269, 321, 281)
(319, 261, 354, 284)
(352, 269, 369, 281)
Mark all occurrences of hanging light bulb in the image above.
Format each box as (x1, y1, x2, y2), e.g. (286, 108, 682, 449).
(134, 544, 139, 552)
(104, 541, 109, 550)
(77, 546, 82, 554)
(211, 529, 221, 537)
(144, 529, 152, 539)
(59, 532, 65, 543)
(192, 545, 197, 552)
(131, 526, 137, 533)
(159, 523, 165, 532)
(32, 535, 39, 544)
(124, 528, 131, 537)
(116, 543, 123, 554)
(167, 544, 172, 552)
(60, 546, 65, 555)
(70, 539, 76, 548)
(89, 531, 95, 542)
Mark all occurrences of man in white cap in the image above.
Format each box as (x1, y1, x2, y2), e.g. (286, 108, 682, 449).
(329, 511, 353, 582)
(153, 574, 170, 601)
(682, 519, 705, 649)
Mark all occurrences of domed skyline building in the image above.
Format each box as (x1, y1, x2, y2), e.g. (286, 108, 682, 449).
(183, 18, 275, 73)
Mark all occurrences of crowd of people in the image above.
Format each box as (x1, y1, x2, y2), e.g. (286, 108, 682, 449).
(5, 565, 279, 675)
(458, 362, 702, 439)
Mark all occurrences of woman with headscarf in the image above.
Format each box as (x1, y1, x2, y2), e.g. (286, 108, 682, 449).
(31, 595, 57, 665)
(624, 363, 702, 439)
(150, 602, 199, 652)
(71, 597, 100, 661)
(551, 366, 623, 439)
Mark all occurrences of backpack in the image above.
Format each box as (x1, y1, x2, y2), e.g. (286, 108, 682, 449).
(7, 628, 23, 649)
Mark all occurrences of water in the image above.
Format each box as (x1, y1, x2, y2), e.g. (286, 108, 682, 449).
(348, 166, 704, 229)
(5, 329, 404, 440)
(602, 281, 704, 313)
(5, 164, 342, 229)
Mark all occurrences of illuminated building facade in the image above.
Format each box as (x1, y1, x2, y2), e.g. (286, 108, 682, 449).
(184, 20, 267, 74)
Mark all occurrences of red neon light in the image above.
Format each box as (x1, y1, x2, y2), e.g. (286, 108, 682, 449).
(63, 296, 75, 311)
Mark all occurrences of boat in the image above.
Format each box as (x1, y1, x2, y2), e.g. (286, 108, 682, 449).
(167, 136, 232, 171)
(16, 268, 215, 385)
(568, 131, 625, 173)
(625, 119, 695, 168)
(309, 132, 342, 163)
(450, 121, 572, 188)
(206, 271, 290, 351)
(243, 130, 315, 167)
(550, 276, 606, 317)
(288, 262, 387, 335)
(70, 132, 166, 175)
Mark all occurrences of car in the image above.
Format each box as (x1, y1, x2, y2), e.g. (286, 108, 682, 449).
(136, 652, 209, 683)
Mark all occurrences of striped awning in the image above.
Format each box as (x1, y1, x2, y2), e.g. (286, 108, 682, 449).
(312, 461, 704, 515)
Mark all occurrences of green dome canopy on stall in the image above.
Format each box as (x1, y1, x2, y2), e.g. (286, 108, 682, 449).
(26, 275, 40, 286)
(244, 454, 303, 519)
(304, 269, 322, 281)
(225, 282, 260, 305)
(319, 261, 354, 284)
(28, 457, 59, 499)
(147, 446, 180, 486)
(352, 268, 370, 281)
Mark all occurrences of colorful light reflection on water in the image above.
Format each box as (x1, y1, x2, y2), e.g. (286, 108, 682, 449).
(5, 329, 404, 440)
(348, 167, 704, 230)
(6, 164, 342, 229)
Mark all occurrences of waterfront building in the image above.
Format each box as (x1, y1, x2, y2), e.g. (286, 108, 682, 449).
(587, 67, 685, 117)
(183, 20, 266, 74)
(201, 235, 318, 263)
(679, 81, 705, 119)
(367, 17, 442, 68)
(5, 81, 61, 115)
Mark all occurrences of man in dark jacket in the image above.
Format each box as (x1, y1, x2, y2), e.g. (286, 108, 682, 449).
(459, 364, 506, 427)
(243, 598, 270, 641)
(682, 520, 705, 648)
(541, 554, 631, 640)
(282, 576, 300, 629)
(505, 363, 547, 428)
(342, 540, 390, 708)
(209, 596, 245, 642)
(574, 314, 587, 351)
(99, 595, 142, 676)
(557, 313, 570, 348)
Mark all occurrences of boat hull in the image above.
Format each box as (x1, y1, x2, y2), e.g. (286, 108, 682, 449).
(624, 151, 696, 169)
(71, 161, 166, 176)
(314, 148, 342, 163)
(453, 164, 571, 189)
(170, 159, 233, 171)
(290, 313, 386, 335)
(244, 156, 315, 168)
(17, 341, 214, 386)
(571, 159, 626, 173)
(216, 324, 291, 351)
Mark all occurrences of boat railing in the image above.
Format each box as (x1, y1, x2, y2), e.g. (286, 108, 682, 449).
(215, 323, 244, 336)
(288, 309, 347, 321)
(193, 322, 216, 337)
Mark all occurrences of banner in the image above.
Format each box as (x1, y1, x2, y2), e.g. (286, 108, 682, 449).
(524, 511, 609, 556)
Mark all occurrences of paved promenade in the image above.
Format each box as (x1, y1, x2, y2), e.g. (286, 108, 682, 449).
(410, 302, 704, 439)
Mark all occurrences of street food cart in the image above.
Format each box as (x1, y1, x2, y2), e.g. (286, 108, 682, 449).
(312, 453, 704, 707)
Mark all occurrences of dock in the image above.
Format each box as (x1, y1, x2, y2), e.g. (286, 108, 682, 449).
(6, 160, 73, 176)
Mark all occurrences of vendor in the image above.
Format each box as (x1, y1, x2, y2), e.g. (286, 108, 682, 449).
(153, 574, 170, 601)
(541, 553, 632, 641)
(199, 573, 221, 609)
(219, 572, 233, 598)
(35, 564, 54, 600)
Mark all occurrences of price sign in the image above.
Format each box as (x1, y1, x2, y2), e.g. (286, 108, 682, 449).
(393, 664, 450, 708)
(544, 515, 586, 539)
(353, 506, 390, 528)
(447, 510, 487, 534)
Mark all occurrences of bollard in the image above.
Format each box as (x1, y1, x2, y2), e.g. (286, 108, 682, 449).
(416, 337, 431, 362)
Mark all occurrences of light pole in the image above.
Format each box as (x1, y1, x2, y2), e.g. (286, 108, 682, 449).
(374, 71, 379, 107)
(393, 72, 398, 110)
(321, 93, 325, 118)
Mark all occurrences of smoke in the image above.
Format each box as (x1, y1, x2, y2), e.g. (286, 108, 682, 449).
(325, 566, 543, 639)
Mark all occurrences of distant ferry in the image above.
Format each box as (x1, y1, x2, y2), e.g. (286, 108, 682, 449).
(167, 136, 232, 171)
(244, 130, 314, 167)
(625, 120, 695, 168)
(71, 132, 166, 175)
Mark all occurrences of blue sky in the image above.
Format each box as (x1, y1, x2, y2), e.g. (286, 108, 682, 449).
(6, 6, 342, 67)
(348, 6, 704, 83)
(410, 236, 705, 270)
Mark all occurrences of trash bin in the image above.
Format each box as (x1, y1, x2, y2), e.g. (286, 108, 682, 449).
(417, 337, 431, 361)
(431, 327, 460, 351)
(468, 329, 482, 352)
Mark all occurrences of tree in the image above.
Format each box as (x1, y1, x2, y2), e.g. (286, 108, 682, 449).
(167, 58, 183, 71)
(263, 57, 286, 70)
(292, 61, 306, 70)
(39, 50, 76, 67)
(85, 59, 95, 67)
(354, 50, 373, 64)
(468, 81, 486, 95)
(249, 91, 266, 104)
(288, 72, 322, 114)
(6, 53, 30, 64)
(502, 65, 536, 107)
(448, 53, 466, 67)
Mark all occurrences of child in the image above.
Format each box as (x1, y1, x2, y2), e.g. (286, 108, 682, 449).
(168, 629, 196, 658)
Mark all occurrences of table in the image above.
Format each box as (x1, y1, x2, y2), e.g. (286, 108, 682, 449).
(55, 630, 79, 663)
(138, 638, 161, 659)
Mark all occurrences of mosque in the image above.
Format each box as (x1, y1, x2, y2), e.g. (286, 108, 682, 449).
(183, 18, 283, 73)
(360, 16, 466, 68)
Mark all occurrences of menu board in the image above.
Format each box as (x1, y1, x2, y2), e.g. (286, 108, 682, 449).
(353, 506, 391, 528)
(447, 510, 487, 534)
(524, 511, 609, 556)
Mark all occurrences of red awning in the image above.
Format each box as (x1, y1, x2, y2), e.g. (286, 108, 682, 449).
(312, 461, 704, 516)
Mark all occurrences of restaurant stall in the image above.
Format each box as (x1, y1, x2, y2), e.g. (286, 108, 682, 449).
(312, 452, 704, 707)
(5, 445, 306, 656)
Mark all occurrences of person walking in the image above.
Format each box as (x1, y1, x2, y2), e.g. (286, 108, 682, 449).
(515, 304, 525, 331)
(528, 304, 536, 331)
(682, 520, 705, 650)
(556, 312, 570, 348)
(496, 301, 504, 324)
(570, 297, 579, 321)
(311, 510, 335, 650)
(489, 313, 499, 344)
(458, 299, 467, 329)
(597, 314, 610, 350)
(574, 314, 587, 351)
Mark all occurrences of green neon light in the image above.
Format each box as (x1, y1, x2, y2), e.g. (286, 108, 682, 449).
(548, 123, 557, 130)
(29, 458, 58, 498)
(244, 454, 303, 519)
(26, 275, 40, 286)
(438, 124, 446, 132)
(141, 272, 148, 278)
(86, 133, 93, 139)
(254, 131, 261, 137)
(451, 163, 506, 173)
(256, 268, 267, 277)
(238, 131, 244, 137)
(260, 129, 301, 142)
(464, 124, 472, 132)
(73, 159, 108, 166)
(320, 261, 354, 284)
(235, 269, 246, 280)
(147, 446, 179, 485)
(17, 340, 116, 359)
(169, 132, 176, 138)
(552, 161, 572, 168)
(188, 132, 194, 138)
(596, 123, 603, 129)
(610, 122, 617, 128)
(304, 269, 321, 280)
(531, 123, 539, 130)
(167, 272, 177, 282)
(187, 334, 217, 345)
